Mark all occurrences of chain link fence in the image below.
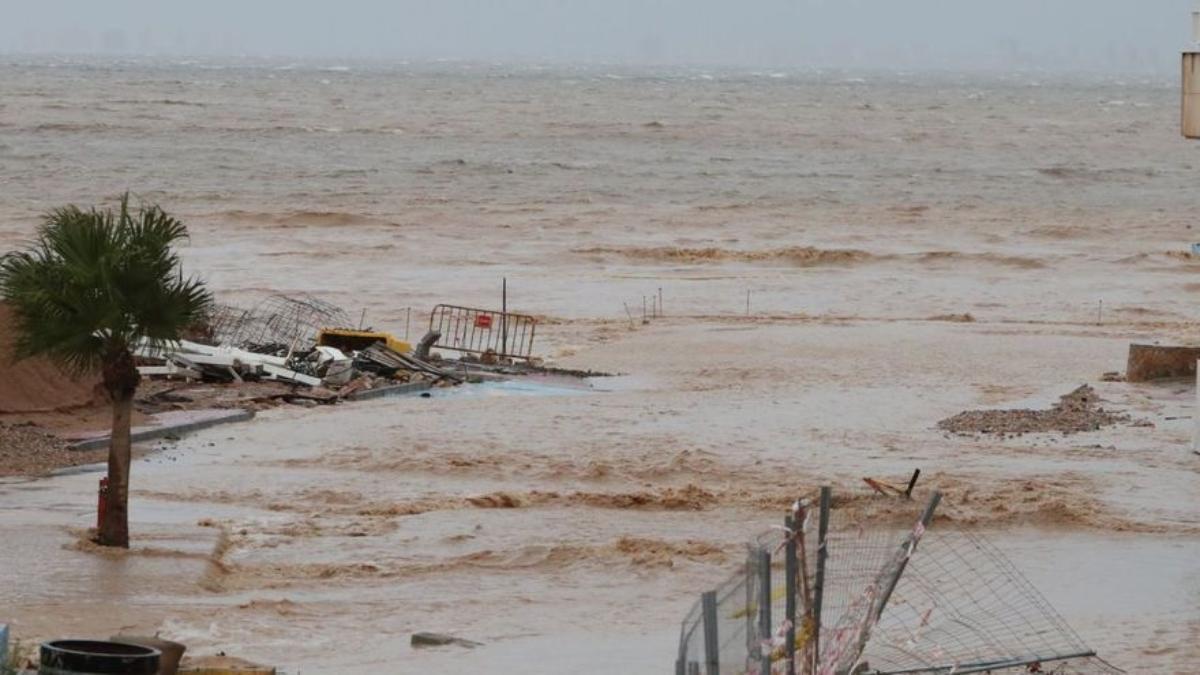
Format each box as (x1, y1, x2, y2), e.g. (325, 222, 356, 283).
(674, 487, 1125, 675)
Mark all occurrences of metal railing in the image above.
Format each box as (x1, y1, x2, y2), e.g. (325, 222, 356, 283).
(428, 304, 537, 360)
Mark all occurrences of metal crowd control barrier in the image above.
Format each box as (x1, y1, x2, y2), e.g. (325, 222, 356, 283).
(428, 304, 536, 360)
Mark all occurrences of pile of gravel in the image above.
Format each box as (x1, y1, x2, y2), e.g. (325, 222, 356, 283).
(937, 385, 1130, 436)
(0, 421, 101, 477)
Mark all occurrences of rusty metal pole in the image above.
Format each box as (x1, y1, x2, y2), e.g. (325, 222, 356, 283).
(97, 477, 109, 532)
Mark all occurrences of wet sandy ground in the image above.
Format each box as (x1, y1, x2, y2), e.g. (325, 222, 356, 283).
(2, 316, 1197, 673)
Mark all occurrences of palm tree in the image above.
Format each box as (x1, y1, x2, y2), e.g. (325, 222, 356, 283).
(0, 194, 212, 548)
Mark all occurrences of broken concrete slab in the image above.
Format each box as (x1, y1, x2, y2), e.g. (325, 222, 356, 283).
(177, 653, 275, 673)
(260, 363, 321, 387)
(1126, 343, 1200, 382)
(138, 361, 203, 380)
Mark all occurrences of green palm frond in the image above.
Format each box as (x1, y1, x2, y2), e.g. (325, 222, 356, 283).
(0, 193, 213, 377)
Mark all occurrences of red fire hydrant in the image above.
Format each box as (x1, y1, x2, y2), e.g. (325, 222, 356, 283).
(97, 477, 109, 531)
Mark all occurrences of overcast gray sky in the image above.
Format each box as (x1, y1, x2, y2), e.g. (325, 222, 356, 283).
(1, 1, 1194, 73)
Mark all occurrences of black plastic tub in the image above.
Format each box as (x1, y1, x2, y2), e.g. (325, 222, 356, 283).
(39, 640, 161, 675)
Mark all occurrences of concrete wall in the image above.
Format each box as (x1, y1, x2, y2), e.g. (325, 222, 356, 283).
(1185, 52, 1200, 139)
(1126, 344, 1200, 382)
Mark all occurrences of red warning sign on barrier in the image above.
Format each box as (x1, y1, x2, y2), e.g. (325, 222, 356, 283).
(474, 314, 493, 329)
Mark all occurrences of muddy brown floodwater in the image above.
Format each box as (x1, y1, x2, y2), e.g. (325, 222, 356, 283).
(1, 60, 1199, 673)
(2, 320, 1198, 673)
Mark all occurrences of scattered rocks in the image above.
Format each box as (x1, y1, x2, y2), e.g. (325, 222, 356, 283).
(937, 385, 1131, 436)
(0, 421, 106, 477)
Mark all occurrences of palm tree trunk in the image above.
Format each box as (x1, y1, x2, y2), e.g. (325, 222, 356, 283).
(98, 348, 139, 548)
(99, 389, 134, 547)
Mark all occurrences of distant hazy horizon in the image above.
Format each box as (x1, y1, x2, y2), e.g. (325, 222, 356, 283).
(2, 0, 1196, 75)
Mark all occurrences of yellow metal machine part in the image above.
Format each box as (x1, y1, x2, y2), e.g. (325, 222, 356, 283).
(316, 328, 412, 354)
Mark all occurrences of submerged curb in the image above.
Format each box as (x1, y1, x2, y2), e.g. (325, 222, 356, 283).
(344, 381, 432, 401)
(69, 409, 257, 452)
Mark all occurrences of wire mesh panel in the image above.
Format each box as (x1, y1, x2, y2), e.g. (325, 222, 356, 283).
(715, 559, 754, 674)
(862, 531, 1124, 675)
(673, 487, 1123, 675)
(209, 294, 350, 349)
(816, 493, 926, 673)
(677, 597, 705, 675)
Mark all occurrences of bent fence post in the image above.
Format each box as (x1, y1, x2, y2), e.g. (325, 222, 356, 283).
(875, 491, 942, 621)
(757, 548, 772, 674)
(785, 514, 798, 675)
(812, 485, 831, 673)
(702, 590, 719, 675)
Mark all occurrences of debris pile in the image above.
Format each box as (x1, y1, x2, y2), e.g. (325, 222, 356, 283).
(137, 334, 456, 396)
(938, 384, 1130, 436)
(135, 294, 551, 402)
(2, 294, 570, 478)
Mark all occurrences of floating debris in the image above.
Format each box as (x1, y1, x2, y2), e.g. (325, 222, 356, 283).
(410, 632, 482, 649)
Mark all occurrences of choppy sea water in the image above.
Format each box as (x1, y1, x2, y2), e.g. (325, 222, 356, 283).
(0, 57, 1195, 324)
(0, 57, 1186, 223)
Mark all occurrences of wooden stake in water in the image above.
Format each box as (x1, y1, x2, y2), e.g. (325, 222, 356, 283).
(658, 287, 663, 318)
(623, 302, 636, 328)
(1194, 360, 1200, 453)
(1097, 300, 1103, 326)
(405, 307, 411, 341)
(746, 289, 751, 316)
